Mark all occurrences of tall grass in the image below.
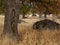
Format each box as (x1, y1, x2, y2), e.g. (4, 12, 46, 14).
(0, 24, 60, 45)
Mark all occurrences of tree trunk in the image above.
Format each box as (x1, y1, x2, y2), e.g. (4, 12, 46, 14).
(23, 14, 26, 18)
(39, 14, 41, 18)
(32, 13, 36, 16)
(39, 13, 42, 18)
(44, 14, 47, 18)
(1, 0, 20, 41)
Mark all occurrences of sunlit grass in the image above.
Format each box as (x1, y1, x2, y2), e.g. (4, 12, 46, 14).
(0, 23, 60, 45)
(0, 15, 60, 45)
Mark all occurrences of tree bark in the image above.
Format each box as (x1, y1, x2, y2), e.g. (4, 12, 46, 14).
(32, 13, 36, 16)
(44, 14, 47, 18)
(1, 0, 20, 41)
(39, 12, 42, 18)
(23, 14, 26, 18)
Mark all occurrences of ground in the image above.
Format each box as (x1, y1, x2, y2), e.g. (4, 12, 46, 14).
(0, 15, 60, 45)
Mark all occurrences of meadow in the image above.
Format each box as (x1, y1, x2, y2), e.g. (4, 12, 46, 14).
(0, 15, 60, 45)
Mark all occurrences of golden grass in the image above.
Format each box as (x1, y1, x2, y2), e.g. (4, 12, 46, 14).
(0, 24, 60, 45)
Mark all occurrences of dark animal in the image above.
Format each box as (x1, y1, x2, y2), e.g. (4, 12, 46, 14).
(33, 19, 60, 30)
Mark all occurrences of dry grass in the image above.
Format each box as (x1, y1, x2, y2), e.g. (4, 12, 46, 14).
(0, 23, 60, 45)
(0, 15, 60, 45)
(18, 24, 60, 45)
